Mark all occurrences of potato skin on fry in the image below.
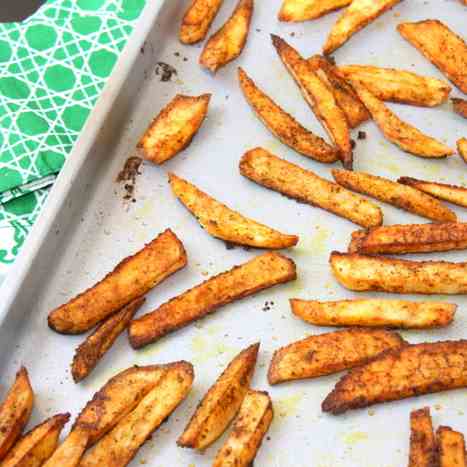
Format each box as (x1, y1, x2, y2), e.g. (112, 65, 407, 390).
(278, 0, 351, 22)
(452, 98, 467, 119)
(409, 408, 437, 467)
(437, 426, 467, 467)
(458, 138, 467, 164)
(180, 0, 224, 44)
(42, 428, 89, 467)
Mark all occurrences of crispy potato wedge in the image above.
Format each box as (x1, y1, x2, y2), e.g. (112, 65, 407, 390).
(180, 0, 224, 44)
(268, 328, 404, 384)
(278, 0, 351, 22)
(42, 428, 89, 467)
(330, 251, 467, 294)
(339, 65, 451, 107)
(437, 426, 467, 467)
(398, 20, 467, 94)
(238, 67, 338, 162)
(48, 229, 187, 334)
(291, 298, 456, 329)
(458, 138, 467, 164)
(322, 340, 467, 414)
(0, 367, 34, 461)
(138, 94, 210, 164)
(323, 0, 402, 55)
(2, 413, 69, 467)
(272, 35, 353, 168)
(79, 361, 194, 467)
(169, 173, 298, 249)
(212, 390, 273, 467)
(409, 408, 436, 467)
(453, 98, 467, 119)
(240, 148, 382, 228)
(178, 343, 259, 450)
(199, 0, 253, 72)
(129, 252, 296, 348)
(332, 169, 457, 223)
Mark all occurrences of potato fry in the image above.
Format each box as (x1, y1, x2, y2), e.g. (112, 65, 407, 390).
(268, 328, 404, 384)
(398, 20, 467, 94)
(42, 428, 89, 467)
(322, 340, 467, 414)
(212, 390, 273, 467)
(240, 148, 382, 228)
(2, 413, 69, 467)
(458, 138, 467, 164)
(48, 229, 187, 334)
(238, 67, 338, 162)
(452, 98, 467, 119)
(323, 0, 402, 54)
(199, 0, 253, 72)
(278, 0, 351, 22)
(79, 361, 194, 467)
(0, 367, 34, 461)
(129, 252, 296, 348)
(409, 408, 437, 467)
(138, 94, 210, 164)
(71, 297, 145, 383)
(437, 426, 467, 467)
(272, 35, 353, 168)
(169, 173, 298, 249)
(178, 343, 259, 450)
(180, 0, 224, 44)
(290, 298, 456, 329)
(332, 169, 457, 223)
(330, 251, 467, 295)
(339, 65, 451, 107)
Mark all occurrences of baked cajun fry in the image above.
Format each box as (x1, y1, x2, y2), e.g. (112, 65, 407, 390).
(409, 408, 437, 467)
(398, 20, 467, 94)
(199, 0, 253, 72)
(240, 148, 382, 228)
(290, 298, 456, 329)
(138, 94, 210, 164)
(129, 252, 296, 348)
(42, 428, 89, 467)
(458, 138, 467, 164)
(278, 0, 351, 22)
(268, 328, 404, 384)
(330, 251, 467, 295)
(178, 343, 259, 450)
(179, 0, 224, 44)
(332, 169, 457, 223)
(437, 426, 467, 467)
(238, 67, 338, 162)
(169, 173, 298, 249)
(48, 229, 187, 334)
(452, 98, 467, 119)
(212, 390, 273, 467)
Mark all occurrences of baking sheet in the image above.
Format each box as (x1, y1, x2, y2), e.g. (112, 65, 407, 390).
(1, 0, 466, 465)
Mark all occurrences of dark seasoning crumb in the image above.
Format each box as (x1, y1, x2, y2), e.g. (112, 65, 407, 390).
(155, 62, 178, 82)
(116, 156, 143, 202)
(358, 131, 367, 140)
(262, 300, 274, 312)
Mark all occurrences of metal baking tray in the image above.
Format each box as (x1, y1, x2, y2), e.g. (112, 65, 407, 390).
(1, 1, 466, 465)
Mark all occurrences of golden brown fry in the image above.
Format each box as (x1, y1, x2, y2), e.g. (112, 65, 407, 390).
(409, 408, 436, 467)
(272, 35, 353, 168)
(199, 0, 253, 72)
(240, 148, 382, 228)
(458, 138, 467, 164)
(42, 428, 89, 467)
(291, 298, 456, 329)
(212, 390, 273, 467)
(452, 98, 467, 119)
(169, 173, 298, 249)
(268, 328, 404, 384)
(129, 251, 296, 348)
(398, 20, 467, 94)
(138, 94, 210, 164)
(238, 67, 338, 162)
(437, 426, 467, 467)
(48, 229, 187, 334)
(79, 361, 194, 467)
(0, 367, 34, 461)
(332, 169, 457, 223)
(180, 0, 224, 44)
(330, 251, 467, 295)
(278, 0, 351, 21)
(178, 343, 259, 450)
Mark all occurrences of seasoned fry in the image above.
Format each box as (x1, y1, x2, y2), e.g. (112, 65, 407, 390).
(291, 298, 456, 329)
(180, 0, 224, 44)
(129, 251, 296, 348)
(272, 35, 353, 168)
(452, 98, 467, 119)
(323, 0, 402, 55)
(170, 173, 298, 249)
(238, 67, 338, 162)
(178, 343, 259, 450)
(268, 328, 404, 384)
(42, 428, 89, 467)
(332, 169, 457, 223)
(212, 390, 273, 467)
(458, 138, 467, 164)
(437, 426, 467, 467)
(278, 0, 351, 22)
(330, 251, 467, 295)
(79, 361, 194, 467)
(398, 20, 467, 94)
(339, 65, 451, 107)
(199, 0, 253, 72)
(409, 408, 437, 467)
(0, 367, 34, 461)
(240, 148, 382, 228)
(48, 229, 187, 334)
(322, 340, 467, 414)
(138, 94, 210, 164)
